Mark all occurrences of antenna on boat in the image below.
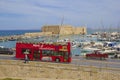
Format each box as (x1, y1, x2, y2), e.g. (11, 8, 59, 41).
(101, 20, 105, 32)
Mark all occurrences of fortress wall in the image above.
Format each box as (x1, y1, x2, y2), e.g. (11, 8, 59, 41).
(24, 25, 87, 37)
(41, 25, 87, 36)
(59, 25, 73, 35)
(73, 27, 87, 34)
(42, 25, 60, 34)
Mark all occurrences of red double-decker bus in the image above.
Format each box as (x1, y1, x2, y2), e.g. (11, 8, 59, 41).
(15, 41, 71, 63)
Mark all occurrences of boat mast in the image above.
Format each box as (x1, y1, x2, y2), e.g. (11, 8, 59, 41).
(61, 16, 64, 26)
(101, 20, 105, 33)
(58, 16, 64, 39)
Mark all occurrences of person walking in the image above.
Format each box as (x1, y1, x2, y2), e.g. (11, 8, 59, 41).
(24, 54, 29, 63)
(24, 49, 29, 63)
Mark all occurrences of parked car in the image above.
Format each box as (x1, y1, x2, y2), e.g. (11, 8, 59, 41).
(0, 46, 14, 55)
(86, 50, 108, 60)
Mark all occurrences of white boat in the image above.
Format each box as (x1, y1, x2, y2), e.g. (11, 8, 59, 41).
(57, 38, 79, 48)
(103, 42, 117, 47)
(57, 38, 70, 42)
(114, 44, 120, 52)
(0, 46, 4, 48)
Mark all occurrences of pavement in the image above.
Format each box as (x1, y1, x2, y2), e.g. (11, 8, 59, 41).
(0, 54, 120, 69)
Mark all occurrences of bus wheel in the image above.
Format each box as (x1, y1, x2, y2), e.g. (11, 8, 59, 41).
(55, 58, 60, 62)
(100, 57, 104, 60)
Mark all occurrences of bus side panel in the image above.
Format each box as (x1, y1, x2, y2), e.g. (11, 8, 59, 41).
(68, 57, 71, 62)
(16, 43, 33, 60)
(67, 42, 72, 62)
(16, 43, 24, 59)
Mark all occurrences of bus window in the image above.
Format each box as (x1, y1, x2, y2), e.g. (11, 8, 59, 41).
(53, 51, 57, 56)
(53, 51, 60, 56)
(49, 50, 54, 56)
(33, 50, 40, 60)
(52, 51, 64, 56)
(22, 48, 31, 54)
(59, 51, 64, 56)
(42, 50, 47, 56)
(42, 50, 53, 56)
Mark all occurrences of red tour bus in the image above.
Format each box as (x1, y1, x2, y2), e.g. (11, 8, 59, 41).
(15, 41, 71, 63)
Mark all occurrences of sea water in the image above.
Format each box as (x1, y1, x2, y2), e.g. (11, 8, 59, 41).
(0, 29, 97, 55)
(1, 29, 117, 55)
(0, 30, 40, 48)
(0, 30, 40, 36)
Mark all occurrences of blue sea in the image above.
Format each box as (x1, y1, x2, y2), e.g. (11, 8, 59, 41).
(0, 30, 40, 48)
(0, 30, 40, 36)
(0, 29, 95, 55)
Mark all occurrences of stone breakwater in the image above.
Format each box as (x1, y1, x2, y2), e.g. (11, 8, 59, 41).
(0, 60, 120, 80)
(0, 35, 25, 42)
(0, 32, 53, 42)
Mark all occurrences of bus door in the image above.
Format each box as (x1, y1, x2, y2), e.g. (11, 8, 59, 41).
(33, 49, 40, 60)
(63, 51, 69, 61)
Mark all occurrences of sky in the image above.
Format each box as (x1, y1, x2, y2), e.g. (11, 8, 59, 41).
(0, 0, 120, 30)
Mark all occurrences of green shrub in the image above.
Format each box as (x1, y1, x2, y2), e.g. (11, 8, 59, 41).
(0, 78, 22, 80)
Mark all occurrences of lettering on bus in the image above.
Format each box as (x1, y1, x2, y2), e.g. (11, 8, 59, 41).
(33, 44, 54, 50)
(33, 44, 44, 48)
(39, 47, 54, 50)
(33, 44, 40, 47)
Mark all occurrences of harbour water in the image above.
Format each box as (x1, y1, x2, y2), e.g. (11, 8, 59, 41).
(0, 29, 92, 46)
(0, 30, 40, 36)
(0, 37, 95, 55)
(0, 30, 40, 48)
(0, 29, 119, 55)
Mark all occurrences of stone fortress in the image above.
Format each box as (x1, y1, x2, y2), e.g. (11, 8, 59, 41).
(25, 25, 87, 37)
(42, 25, 87, 35)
